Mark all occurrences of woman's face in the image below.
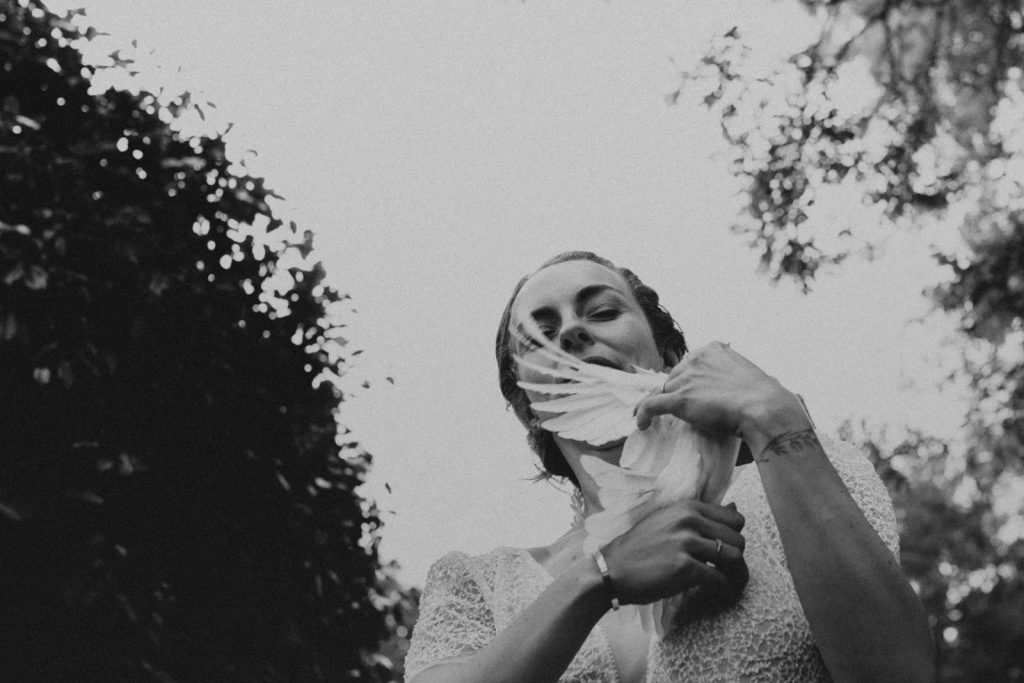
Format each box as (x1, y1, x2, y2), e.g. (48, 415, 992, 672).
(510, 260, 667, 384)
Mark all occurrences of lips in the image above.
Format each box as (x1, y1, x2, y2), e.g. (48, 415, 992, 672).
(582, 356, 621, 371)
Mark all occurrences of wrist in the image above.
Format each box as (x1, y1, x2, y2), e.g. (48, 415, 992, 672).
(568, 552, 617, 618)
(739, 389, 813, 458)
(593, 548, 620, 611)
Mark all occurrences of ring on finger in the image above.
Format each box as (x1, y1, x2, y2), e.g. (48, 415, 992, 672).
(715, 538, 723, 560)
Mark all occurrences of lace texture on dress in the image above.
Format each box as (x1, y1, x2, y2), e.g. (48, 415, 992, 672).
(405, 546, 618, 682)
(648, 433, 900, 683)
(406, 434, 899, 682)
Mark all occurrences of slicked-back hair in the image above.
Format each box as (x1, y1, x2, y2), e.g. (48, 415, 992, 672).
(496, 251, 687, 487)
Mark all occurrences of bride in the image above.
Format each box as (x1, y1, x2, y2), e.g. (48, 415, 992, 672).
(405, 251, 935, 682)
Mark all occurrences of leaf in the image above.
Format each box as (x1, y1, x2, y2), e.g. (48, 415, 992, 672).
(23, 265, 48, 290)
(0, 222, 31, 235)
(0, 501, 22, 522)
(149, 273, 170, 296)
(57, 359, 73, 387)
(14, 115, 40, 131)
(160, 156, 205, 171)
(68, 490, 103, 505)
(83, 26, 108, 41)
(3, 262, 24, 285)
(0, 312, 17, 341)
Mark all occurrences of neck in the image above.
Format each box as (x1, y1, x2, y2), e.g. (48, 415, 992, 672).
(557, 435, 624, 518)
(569, 481, 604, 524)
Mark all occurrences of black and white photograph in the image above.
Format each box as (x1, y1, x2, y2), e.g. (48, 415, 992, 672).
(2, 1, 1022, 680)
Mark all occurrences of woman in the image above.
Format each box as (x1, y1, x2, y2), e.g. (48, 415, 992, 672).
(405, 252, 935, 682)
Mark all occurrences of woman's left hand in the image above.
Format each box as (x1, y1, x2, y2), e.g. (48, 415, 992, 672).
(634, 341, 807, 442)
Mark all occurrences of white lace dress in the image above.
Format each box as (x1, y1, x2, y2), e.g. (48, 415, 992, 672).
(405, 434, 900, 682)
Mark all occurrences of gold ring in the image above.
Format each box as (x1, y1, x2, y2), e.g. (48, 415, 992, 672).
(661, 379, 670, 393)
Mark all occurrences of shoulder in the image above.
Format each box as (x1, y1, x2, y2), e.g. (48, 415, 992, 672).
(423, 547, 528, 595)
(407, 550, 512, 681)
(817, 432, 871, 466)
(427, 546, 526, 574)
(414, 549, 511, 635)
(817, 432, 890, 498)
(425, 550, 472, 580)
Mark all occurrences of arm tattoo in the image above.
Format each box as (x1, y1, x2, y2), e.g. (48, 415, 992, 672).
(756, 429, 820, 463)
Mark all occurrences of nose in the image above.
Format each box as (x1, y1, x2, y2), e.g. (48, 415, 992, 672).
(559, 322, 594, 353)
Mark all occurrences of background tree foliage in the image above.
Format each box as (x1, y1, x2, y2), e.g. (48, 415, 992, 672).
(0, 2, 408, 679)
(681, 1, 1024, 679)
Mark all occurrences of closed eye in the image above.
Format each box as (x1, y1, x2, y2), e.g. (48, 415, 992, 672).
(588, 307, 620, 321)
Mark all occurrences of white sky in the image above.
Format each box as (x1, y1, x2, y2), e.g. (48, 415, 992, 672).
(56, 0, 967, 587)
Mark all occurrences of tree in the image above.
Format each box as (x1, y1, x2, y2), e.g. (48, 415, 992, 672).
(0, 2, 399, 679)
(680, 1, 1024, 679)
(678, 0, 1024, 287)
(844, 421, 1024, 681)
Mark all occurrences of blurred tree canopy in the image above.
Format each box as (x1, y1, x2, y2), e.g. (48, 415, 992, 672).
(680, 0, 1024, 679)
(0, 1, 407, 679)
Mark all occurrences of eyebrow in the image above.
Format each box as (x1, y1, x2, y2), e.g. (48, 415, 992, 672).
(529, 284, 624, 320)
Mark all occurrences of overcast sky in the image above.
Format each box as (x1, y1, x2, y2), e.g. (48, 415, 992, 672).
(56, 0, 966, 586)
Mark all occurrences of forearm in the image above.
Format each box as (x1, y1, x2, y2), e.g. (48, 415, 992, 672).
(412, 556, 609, 683)
(744, 404, 936, 682)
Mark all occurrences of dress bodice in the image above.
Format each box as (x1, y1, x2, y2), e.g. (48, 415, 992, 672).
(405, 434, 900, 682)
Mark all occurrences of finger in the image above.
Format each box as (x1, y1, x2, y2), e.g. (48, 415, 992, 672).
(711, 542, 749, 588)
(635, 392, 683, 431)
(699, 519, 746, 552)
(664, 355, 692, 378)
(694, 534, 744, 569)
(688, 571, 745, 610)
(675, 512, 745, 553)
(694, 501, 746, 533)
(691, 542, 748, 610)
(683, 564, 737, 609)
(683, 557, 733, 596)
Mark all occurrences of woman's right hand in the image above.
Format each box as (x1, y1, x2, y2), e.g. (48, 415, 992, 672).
(600, 499, 748, 608)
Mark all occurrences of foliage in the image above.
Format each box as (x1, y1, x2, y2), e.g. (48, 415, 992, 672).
(0, 1, 399, 679)
(682, 1, 1024, 679)
(845, 421, 1024, 682)
(375, 563, 422, 682)
(678, 0, 1024, 287)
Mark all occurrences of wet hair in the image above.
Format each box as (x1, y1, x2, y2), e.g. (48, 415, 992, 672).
(495, 251, 687, 487)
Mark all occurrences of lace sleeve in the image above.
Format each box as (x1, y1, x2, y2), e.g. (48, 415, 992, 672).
(818, 433, 900, 557)
(405, 551, 496, 682)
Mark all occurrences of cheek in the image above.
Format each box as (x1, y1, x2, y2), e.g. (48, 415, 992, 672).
(622, 323, 663, 369)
